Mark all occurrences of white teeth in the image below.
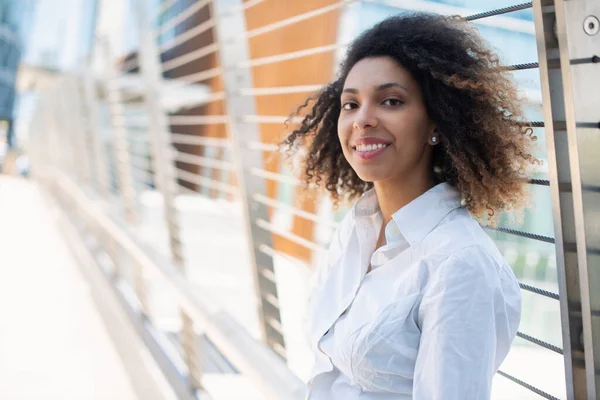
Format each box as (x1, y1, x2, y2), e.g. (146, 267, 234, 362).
(356, 144, 387, 152)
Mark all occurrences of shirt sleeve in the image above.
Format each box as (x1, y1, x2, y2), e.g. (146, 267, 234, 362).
(413, 245, 520, 399)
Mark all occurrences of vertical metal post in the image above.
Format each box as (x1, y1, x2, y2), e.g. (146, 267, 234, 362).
(80, 65, 125, 283)
(28, 101, 41, 178)
(69, 75, 95, 187)
(135, 0, 201, 391)
(49, 86, 67, 178)
(31, 96, 52, 184)
(533, 0, 600, 398)
(133, 254, 150, 317)
(81, 66, 112, 198)
(60, 77, 86, 184)
(210, 0, 287, 358)
(181, 311, 202, 389)
(102, 41, 139, 225)
(44, 92, 60, 177)
(135, 2, 184, 267)
(55, 78, 78, 181)
(553, 1, 600, 397)
(532, 2, 586, 397)
(101, 40, 140, 286)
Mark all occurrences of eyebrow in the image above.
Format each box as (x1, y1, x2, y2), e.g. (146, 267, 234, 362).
(342, 82, 409, 94)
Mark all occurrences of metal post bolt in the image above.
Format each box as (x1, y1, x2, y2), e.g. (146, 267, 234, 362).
(583, 15, 599, 36)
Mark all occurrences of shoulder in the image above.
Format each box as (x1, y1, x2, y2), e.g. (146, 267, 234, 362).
(437, 244, 502, 281)
(424, 208, 505, 265)
(418, 244, 515, 321)
(417, 243, 521, 343)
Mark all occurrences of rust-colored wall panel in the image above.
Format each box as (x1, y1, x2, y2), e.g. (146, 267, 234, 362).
(151, 0, 343, 260)
(245, 0, 341, 261)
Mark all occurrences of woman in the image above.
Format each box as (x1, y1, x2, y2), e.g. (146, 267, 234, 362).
(283, 13, 539, 399)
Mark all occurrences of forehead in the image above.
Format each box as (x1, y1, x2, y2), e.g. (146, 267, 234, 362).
(343, 56, 416, 90)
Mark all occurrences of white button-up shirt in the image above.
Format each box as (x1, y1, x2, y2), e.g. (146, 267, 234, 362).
(305, 183, 521, 399)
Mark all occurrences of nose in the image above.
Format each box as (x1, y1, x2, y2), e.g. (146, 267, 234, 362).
(353, 104, 378, 132)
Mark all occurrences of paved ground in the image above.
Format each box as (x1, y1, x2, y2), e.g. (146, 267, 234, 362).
(0, 176, 138, 400)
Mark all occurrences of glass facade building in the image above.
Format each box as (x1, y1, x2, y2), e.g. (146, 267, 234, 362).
(12, 0, 97, 150)
(0, 0, 34, 147)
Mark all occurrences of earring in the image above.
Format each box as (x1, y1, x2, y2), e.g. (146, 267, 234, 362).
(431, 136, 438, 143)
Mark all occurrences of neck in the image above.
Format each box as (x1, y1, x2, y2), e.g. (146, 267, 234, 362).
(374, 172, 435, 227)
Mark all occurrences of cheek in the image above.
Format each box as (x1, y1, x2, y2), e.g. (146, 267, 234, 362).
(337, 116, 352, 148)
(387, 110, 430, 144)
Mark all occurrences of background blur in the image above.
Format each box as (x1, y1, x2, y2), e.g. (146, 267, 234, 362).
(1, 0, 598, 399)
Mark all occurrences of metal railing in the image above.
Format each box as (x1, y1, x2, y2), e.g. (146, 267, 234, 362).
(25, 0, 600, 399)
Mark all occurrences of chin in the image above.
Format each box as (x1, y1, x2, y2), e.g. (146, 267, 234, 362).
(354, 170, 388, 183)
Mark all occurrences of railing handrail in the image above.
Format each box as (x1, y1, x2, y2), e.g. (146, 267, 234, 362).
(52, 170, 307, 400)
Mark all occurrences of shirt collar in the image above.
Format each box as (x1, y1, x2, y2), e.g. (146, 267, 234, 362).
(353, 182, 463, 248)
(353, 188, 380, 217)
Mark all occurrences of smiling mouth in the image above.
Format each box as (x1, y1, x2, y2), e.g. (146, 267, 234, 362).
(352, 143, 390, 160)
(352, 144, 390, 152)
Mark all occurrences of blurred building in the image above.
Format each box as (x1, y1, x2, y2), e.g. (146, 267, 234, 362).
(0, 0, 35, 151)
(14, 0, 98, 150)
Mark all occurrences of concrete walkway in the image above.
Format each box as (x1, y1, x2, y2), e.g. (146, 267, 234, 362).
(0, 176, 137, 400)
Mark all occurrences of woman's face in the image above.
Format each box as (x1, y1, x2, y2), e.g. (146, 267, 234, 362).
(338, 56, 437, 185)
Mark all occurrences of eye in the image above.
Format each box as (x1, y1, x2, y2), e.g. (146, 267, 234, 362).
(382, 98, 403, 106)
(342, 101, 358, 110)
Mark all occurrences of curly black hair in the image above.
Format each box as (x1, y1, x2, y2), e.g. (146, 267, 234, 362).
(282, 13, 539, 220)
